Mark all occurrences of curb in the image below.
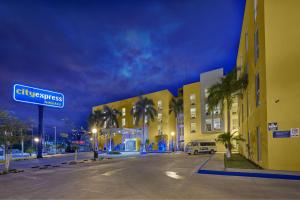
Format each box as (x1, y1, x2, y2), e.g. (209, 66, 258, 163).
(197, 169, 300, 180)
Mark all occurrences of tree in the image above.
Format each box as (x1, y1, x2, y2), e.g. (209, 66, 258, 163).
(216, 132, 244, 158)
(169, 97, 183, 150)
(0, 110, 28, 173)
(100, 106, 121, 152)
(88, 110, 103, 130)
(131, 96, 157, 153)
(207, 69, 247, 158)
(207, 68, 247, 133)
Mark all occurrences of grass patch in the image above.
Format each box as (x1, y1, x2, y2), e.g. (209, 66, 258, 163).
(224, 154, 261, 169)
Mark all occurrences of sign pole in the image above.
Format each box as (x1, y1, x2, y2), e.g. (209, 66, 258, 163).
(37, 105, 44, 158)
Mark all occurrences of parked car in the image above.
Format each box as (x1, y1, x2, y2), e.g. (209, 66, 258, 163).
(185, 140, 216, 155)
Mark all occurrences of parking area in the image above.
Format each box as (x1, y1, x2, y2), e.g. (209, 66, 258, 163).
(0, 153, 300, 199)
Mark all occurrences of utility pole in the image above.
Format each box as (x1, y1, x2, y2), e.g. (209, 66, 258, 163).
(21, 129, 24, 156)
(54, 126, 57, 154)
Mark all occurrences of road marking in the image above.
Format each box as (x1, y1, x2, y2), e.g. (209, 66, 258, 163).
(102, 168, 125, 176)
(165, 171, 184, 180)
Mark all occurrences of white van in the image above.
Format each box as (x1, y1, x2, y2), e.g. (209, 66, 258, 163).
(185, 140, 217, 155)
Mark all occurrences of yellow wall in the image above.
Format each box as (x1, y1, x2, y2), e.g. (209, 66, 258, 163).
(237, 0, 300, 171)
(264, 0, 300, 171)
(183, 82, 226, 152)
(92, 90, 176, 150)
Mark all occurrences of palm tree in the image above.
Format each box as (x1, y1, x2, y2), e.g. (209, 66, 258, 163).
(169, 97, 183, 150)
(207, 68, 247, 133)
(88, 110, 103, 129)
(131, 96, 157, 152)
(101, 105, 121, 152)
(216, 132, 244, 158)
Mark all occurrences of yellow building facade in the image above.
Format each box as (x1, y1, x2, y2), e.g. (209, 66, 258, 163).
(182, 69, 238, 152)
(237, 0, 300, 171)
(92, 90, 176, 151)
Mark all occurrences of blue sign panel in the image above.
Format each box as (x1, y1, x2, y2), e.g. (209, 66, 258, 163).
(13, 84, 64, 108)
(273, 131, 290, 138)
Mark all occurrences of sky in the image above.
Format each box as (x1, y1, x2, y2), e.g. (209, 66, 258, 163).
(0, 0, 245, 133)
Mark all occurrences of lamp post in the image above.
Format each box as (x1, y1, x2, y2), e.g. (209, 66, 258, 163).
(34, 137, 40, 156)
(92, 128, 98, 160)
(171, 132, 175, 152)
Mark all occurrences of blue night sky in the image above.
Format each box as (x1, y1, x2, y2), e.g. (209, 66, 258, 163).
(0, 0, 245, 132)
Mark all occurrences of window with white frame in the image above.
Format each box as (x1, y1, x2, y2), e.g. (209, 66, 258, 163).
(214, 104, 221, 115)
(213, 118, 221, 130)
(232, 119, 238, 130)
(132, 105, 136, 125)
(133, 117, 136, 125)
(204, 89, 209, 98)
(255, 73, 260, 107)
(190, 122, 196, 133)
(122, 118, 126, 127)
(190, 108, 196, 119)
(245, 31, 249, 52)
(254, 0, 258, 23)
(157, 113, 162, 122)
(254, 27, 259, 64)
(205, 103, 210, 116)
(205, 119, 212, 132)
(190, 94, 196, 105)
(122, 107, 126, 116)
(157, 100, 163, 110)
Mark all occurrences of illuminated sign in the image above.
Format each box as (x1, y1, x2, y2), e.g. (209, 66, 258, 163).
(273, 131, 290, 138)
(13, 84, 64, 108)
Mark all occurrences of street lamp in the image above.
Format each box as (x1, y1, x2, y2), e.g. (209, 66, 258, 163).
(171, 132, 175, 152)
(34, 137, 39, 156)
(92, 128, 98, 160)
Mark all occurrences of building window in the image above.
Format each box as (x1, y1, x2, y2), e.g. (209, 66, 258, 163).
(204, 89, 209, 98)
(242, 104, 244, 122)
(254, 27, 259, 64)
(157, 113, 162, 122)
(157, 100, 163, 110)
(213, 118, 221, 130)
(190, 122, 196, 133)
(157, 124, 162, 133)
(205, 104, 210, 116)
(256, 126, 261, 161)
(190, 108, 196, 119)
(122, 118, 126, 127)
(245, 31, 249, 52)
(190, 94, 196, 105)
(255, 73, 260, 107)
(122, 107, 126, 116)
(133, 117, 136, 125)
(205, 119, 212, 132)
(232, 119, 238, 130)
(213, 104, 221, 115)
(254, 0, 258, 23)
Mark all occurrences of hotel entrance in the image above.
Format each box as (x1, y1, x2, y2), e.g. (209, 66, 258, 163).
(101, 128, 143, 152)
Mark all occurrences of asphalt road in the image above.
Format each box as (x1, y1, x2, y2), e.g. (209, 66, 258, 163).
(1, 153, 300, 199)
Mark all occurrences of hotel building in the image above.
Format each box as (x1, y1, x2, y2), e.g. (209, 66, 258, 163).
(237, 0, 300, 171)
(92, 68, 238, 152)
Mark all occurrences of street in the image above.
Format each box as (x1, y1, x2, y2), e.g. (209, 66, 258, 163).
(1, 153, 300, 199)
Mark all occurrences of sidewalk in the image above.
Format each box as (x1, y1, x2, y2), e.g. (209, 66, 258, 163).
(198, 153, 300, 180)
